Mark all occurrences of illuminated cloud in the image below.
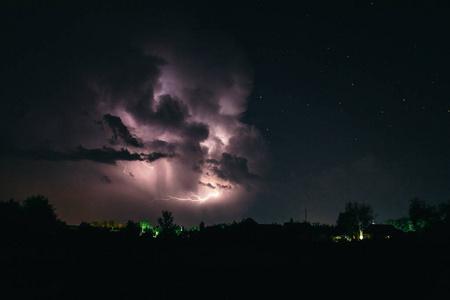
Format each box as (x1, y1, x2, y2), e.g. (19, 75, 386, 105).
(102, 114, 143, 148)
(80, 30, 268, 217)
(0, 10, 268, 224)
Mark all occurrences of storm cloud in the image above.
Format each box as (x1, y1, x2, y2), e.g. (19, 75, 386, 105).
(210, 153, 259, 186)
(0, 4, 268, 225)
(102, 114, 144, 148)
(16, 146, 142, 165)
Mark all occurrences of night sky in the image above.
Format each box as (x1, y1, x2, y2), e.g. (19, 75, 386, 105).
(1, 1, 449, 226)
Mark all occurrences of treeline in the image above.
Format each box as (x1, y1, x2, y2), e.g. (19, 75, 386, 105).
(2, 195, 450, 299)
(0, 195, 67, 243)
(0, 196, 190, 243)
(333, 197, 450, 241)
(0, 195, 335, 244)
(2, 195, 450, 244)
(386, 197, 450, 237)
(78, 210, 195, 240)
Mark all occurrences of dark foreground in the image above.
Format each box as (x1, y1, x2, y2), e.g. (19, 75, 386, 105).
(1, 236, 449, 299)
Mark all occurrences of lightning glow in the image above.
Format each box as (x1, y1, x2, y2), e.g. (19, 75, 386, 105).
(119, 161, 135, 178)
(141, 161, 154, 170)
(151, 190, 221, 204)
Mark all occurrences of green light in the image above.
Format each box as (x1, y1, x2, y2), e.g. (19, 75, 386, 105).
(139, 221, 155, 236)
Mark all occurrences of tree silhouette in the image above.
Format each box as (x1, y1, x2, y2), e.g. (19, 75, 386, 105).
(157, 210, 178, 238)
(385, 217, 414, 232)
(23, 195, 59, 238)
(438, 200, 450, 225)
(408, 197, 440, 232)
(336, 202, 374, 238)
(122, 220, 141, 238)
(199, 221, 205, 231)
(108, 220, 117, 229)
(0, 199, 24, 239)
(239, 217, 258, 226)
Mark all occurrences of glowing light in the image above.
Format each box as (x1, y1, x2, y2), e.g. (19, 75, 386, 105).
(141, 161, 154, 170)
(119, 161, 136, 178)
(118, 160, 154, 180)
(152, 190, 221, 204)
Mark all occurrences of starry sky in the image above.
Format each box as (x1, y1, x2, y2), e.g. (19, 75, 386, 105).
(1, 1, 449, 226)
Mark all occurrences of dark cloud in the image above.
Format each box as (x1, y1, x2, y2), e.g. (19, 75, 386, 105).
(205, 158, 220, 165)
(198, 181, 215, 189)
(183, 122, 209, 142)
(192, 162, 203, 174)
(148, 140, 176, 153)
(152, 95, 188, 128)
(74, 146, 142, 164)
(101, 175, 112, 184)
(216, 183, 233, 190)
(102, 114, 143, 148)
(225, 125, 268, 175)
(15, 146, 142, 165)
(7, 142, 178, 172)
(211, 153, 259, 185)
(182, 87, 220, 117)
(141, 152, 176, 162)
(93, 51, 166, 124)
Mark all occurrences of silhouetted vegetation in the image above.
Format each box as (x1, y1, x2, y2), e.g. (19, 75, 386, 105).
(1, 195, 450, 298)
(157, 210, 178, 238)
(0, 195, 65, 243)
(336, 201, 374, 239)
(3, 195, 450, 245)
(384, 197, 450, 241)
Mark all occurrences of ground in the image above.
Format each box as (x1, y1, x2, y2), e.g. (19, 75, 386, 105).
(2, 236, 449, 299)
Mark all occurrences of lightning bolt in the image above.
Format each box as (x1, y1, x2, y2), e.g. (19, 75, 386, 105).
(117, 160, 221, 204)
(151, 190, 221, 204)
(141, 161, 154, 170)
(118, 160, 154, 179)
(118, 161, 137, 178)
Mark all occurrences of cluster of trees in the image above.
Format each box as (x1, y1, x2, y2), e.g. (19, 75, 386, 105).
(2, 194, 450, 244)
(336, 202, 374, 238)
(84, 210, 184, 239)
(0, 195, 66, 242)
(335, 197, 450, 240)
(0, 195, 187, 242)
(386, 197, 450, 234)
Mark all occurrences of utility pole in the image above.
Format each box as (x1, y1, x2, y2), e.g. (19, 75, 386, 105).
(304, 208, 307, 223)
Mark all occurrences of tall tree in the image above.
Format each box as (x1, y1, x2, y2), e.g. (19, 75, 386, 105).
(336, 202, 374, 238)
(157, 210, 178, 238)
(23, 195, 58, 236)
(408, 197, 439, 231)
(122, 220, 141, 238)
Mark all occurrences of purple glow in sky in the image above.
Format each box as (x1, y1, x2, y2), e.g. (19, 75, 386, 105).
(0, 14, 267, 226)
(2, 2, 450, 226)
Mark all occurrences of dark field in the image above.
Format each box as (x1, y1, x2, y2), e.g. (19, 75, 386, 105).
(2, 235, 449, 299)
